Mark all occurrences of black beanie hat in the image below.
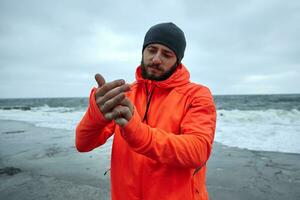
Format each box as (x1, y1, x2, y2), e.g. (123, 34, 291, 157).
(142, 22, 186, 62)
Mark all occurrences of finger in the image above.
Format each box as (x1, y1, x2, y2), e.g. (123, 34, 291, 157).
(100, 93, 126, 113)
(114, 118, 128, 127)
(94, 79, 125, 99)
(97, 79, 126, 97)
(98, 84, 130, 105)
(119, 106, 132, 120)
(95, 74, 106, 87)
(104, 111, 116, 121)
(105, 106, 132, 121)
(94, 87, 102, 100)
(120, 98, 134, 114)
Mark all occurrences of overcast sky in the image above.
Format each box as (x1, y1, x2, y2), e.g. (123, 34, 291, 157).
(0, 0, 299, 98)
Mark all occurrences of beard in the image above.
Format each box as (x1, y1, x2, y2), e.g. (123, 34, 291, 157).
(141, 58, 178, 81)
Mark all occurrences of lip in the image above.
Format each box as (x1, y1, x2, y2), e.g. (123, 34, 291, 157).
(147, 67, 161, 73)
(147, 66, 162, 72)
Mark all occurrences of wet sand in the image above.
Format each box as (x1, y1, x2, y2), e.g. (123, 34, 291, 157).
(0, 120, 299, 200)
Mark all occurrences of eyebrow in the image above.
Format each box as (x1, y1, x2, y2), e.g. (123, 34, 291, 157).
(147, 45, 175, 55)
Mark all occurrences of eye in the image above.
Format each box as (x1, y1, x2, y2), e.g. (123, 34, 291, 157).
(163, 53, 172, 59)
(161, 49, 175, 58)
(147, 48, 156, 54)
(149, 49, 156, 53)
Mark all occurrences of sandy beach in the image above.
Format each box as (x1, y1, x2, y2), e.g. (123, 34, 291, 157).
(1, 119, 300, 200)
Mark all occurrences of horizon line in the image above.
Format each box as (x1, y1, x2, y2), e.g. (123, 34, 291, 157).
(1, 92, 300, 99)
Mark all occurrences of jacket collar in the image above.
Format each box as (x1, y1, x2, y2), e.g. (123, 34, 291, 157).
(135, 63, 190, 89)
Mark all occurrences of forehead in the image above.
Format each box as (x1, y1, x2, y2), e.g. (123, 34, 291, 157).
(147, 43, 175, 54)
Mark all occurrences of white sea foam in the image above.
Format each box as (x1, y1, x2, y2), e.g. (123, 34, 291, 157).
(0, 105, 85, 131)
(1, 106, 299, 154)
(216, 109, 300, 154)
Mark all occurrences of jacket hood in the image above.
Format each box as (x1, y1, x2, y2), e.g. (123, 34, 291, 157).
(135, 63, 190, 89)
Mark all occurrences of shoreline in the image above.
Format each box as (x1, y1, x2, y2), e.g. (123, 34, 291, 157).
(0, 119, 111, 200)
(1, 119, 300, 199)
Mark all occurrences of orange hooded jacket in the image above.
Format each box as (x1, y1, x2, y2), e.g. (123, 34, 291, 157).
(76, 64, 216, 200)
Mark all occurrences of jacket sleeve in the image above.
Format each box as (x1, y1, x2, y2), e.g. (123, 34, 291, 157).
(121, 93, 216, 168)
(75, 88, 115, 152)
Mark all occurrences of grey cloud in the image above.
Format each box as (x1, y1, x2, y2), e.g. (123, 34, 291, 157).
(0, 0, 299, 97)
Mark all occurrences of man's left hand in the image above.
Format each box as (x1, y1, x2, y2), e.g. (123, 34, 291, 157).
(104, 98, 134, 127)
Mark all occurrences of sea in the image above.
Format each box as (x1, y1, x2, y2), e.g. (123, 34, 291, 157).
(0, 94, 299, 154)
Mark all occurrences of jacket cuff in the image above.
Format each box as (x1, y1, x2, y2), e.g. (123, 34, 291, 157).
(122, 108, 144, 148)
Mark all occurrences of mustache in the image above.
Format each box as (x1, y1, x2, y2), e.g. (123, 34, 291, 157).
(146, 64, 163, 71)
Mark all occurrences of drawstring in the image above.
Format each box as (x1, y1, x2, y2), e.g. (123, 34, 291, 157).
(104, 168, 110, 176)
(142, 83, 156, 124)
(193, 162, 206, 176)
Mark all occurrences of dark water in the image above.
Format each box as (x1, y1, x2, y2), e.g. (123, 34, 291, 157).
(0, 97, 88, 111)
(214, 94, 300, 111)
(0, 94, 299, 111)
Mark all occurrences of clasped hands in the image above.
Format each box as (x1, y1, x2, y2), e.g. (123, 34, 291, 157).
(94, 74, 134, 127)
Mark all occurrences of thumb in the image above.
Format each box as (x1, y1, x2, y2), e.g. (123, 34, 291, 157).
(95, 73, 106, 87)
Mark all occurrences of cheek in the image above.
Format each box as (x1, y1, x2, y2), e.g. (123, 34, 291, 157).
(142, 51, 151, 60)
(164, 62, 175, 71)
(142, 55, 151, 65)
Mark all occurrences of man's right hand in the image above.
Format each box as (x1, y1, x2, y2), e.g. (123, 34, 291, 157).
(94, 74, 131, 121)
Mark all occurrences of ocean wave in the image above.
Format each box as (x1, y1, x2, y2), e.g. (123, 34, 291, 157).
(0, 107, 299, 154)
(217, 109, 300, 125)
(0, 106, 31, 111)
(32, 105, 82, 113)
(215, 109, 300, 154)
(0, 106, 85, 131)
(0, 105, 85, 113)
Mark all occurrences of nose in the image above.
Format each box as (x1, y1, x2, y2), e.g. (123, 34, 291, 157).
(152, 52, 162, 65)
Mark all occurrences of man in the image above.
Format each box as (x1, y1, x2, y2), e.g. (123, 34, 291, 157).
(76, 22, 216, 200)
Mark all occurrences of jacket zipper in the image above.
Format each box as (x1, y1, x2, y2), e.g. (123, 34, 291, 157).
(142, 82, 204, 175)
(142, 83, 156, 124)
